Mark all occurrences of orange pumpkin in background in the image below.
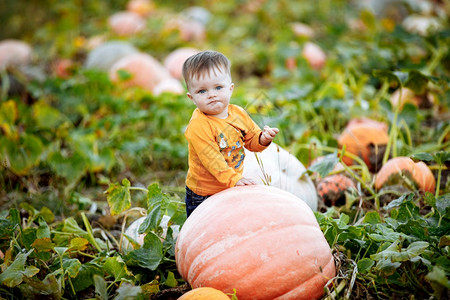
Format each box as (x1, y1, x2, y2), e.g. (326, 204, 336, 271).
(178, 287, 230, 300)
(317, 174, 356, 207)
(109, 52, 171, 92)
(338, 118, 389, 172)
(126, 0, 154, 17)
(375, 156, 436, 193)
(175, 185, 335, 300)
(108, 11, 146, 36)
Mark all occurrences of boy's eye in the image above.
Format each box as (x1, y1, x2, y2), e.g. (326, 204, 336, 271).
(198, 89, 206, 94)
(215, 86, 223, 90)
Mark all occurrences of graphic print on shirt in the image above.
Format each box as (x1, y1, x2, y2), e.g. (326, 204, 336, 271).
(218, 127, 245, 170)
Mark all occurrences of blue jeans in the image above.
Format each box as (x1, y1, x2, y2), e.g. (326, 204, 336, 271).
(185, 186, 210, 217)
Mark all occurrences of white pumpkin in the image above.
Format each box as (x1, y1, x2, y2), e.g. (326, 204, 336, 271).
(243, 143, 318, 211)
(122, 215, 180, 252)
(84, 41, 138, 71)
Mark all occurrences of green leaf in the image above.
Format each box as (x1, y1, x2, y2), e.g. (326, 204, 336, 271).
(106, 179, 131, 215)
(37, 206, 55, 224)
(36, 217, 50, 239)
(32, 101, 68, 129)
(436, 194, 450, 219)
(68, 237, 89, 251)
(139, 205, 162, 234)
(116, 69, 133, 81)
(94, 274, 108, 300)
(115, 283, 142, 300)
(9, 208, 21, 228)
(373, 70, 401, 88)
(308, 152, 339, 178)
(411, 152, 434, 163)
(32, 238, 55, 253)
(3, 134, 44, 175)
(48, 151, 87, 181)
(63, 258, 82, 278)
(426, 266, 450, 289)
(103, 256, 134, 282)
(0, 219, 17, 239)
(72, 263, 104, 292)
(164, 271, 178, 288)
(54, 247, 68, 258)
(62, 217, 88, 236)
(363, 211, 382, 224)
(125, 232, 163, 270)
(0, 249, 34, 287)
(357, 258, 374, 274)
(404, 70, 429, 95)
(22, 266, 39, 278)
(384, 193, 415, 210)
(0, 100, 18, 125)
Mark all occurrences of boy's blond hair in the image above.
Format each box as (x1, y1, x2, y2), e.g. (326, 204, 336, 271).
(182, 50, 231, 89)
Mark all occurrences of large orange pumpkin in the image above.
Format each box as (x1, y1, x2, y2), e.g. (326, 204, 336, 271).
(175, 185, 335, 300)
(375, 156, 436, 193)
(178, 287, 230, 300)
(338, 120, 389, 172)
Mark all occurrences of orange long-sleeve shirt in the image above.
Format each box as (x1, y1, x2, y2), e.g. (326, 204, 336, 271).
(185, 104, 268, 196)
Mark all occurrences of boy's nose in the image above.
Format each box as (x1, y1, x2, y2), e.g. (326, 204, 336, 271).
(208, 90, 217, 97)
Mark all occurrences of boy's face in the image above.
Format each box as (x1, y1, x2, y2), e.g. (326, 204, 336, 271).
(186, 67, 234, 119)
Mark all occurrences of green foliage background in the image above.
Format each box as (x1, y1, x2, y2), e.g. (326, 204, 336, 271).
(0, 0, 449, 299)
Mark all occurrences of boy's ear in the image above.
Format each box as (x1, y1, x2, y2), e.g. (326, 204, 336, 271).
(230, 83, 234, 91)
(186, 92, 193, 100)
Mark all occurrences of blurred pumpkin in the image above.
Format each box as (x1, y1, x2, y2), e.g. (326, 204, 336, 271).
(53, 59, 75, 79)
(108, 11, 146, 36)
(84, 41, 138, 71)
(390, 87, 435, 109)
(375, 156, 436, 193)
(164, 17, 206, 42)
(178, 287, 230, 300)
(317, 174, 356, 207)
(175, 185, 335, 300)
(181, 6, 212, 26)
(302, 42, 326, 70)
(345, 117, 388, 133)
(243, 143, 318, 211)
(152, 77, 184, 96)
(163, 47, 200, 79)
(0, 39, 32, 69)
(109, 52, 171, 92)
(291, 22, 315, 38)
(338, 120, 389, 172)
(126, 0, 154, 17)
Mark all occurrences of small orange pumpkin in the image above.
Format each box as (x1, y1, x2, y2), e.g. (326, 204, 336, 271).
(178, 287, 230, 300)
(375, 156, 436, 193)
(317, 174, 356, 207)
(108, 11, 146, 36)
(338, 120, 389, 172)
(175, 185, 335, 300)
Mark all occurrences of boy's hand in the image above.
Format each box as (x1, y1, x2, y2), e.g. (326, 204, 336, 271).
(236, 177, 256, 186)
(260, 125, 279, 146)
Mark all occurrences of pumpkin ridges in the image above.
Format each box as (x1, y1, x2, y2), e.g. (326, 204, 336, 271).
(276, 258, 335, 300)
(183, 216, 321, 286)
(338, 125, 389, 171)
(176, 185, 335, 300)
(375, 156, 436, 193)
(190, 225, 333, 300)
